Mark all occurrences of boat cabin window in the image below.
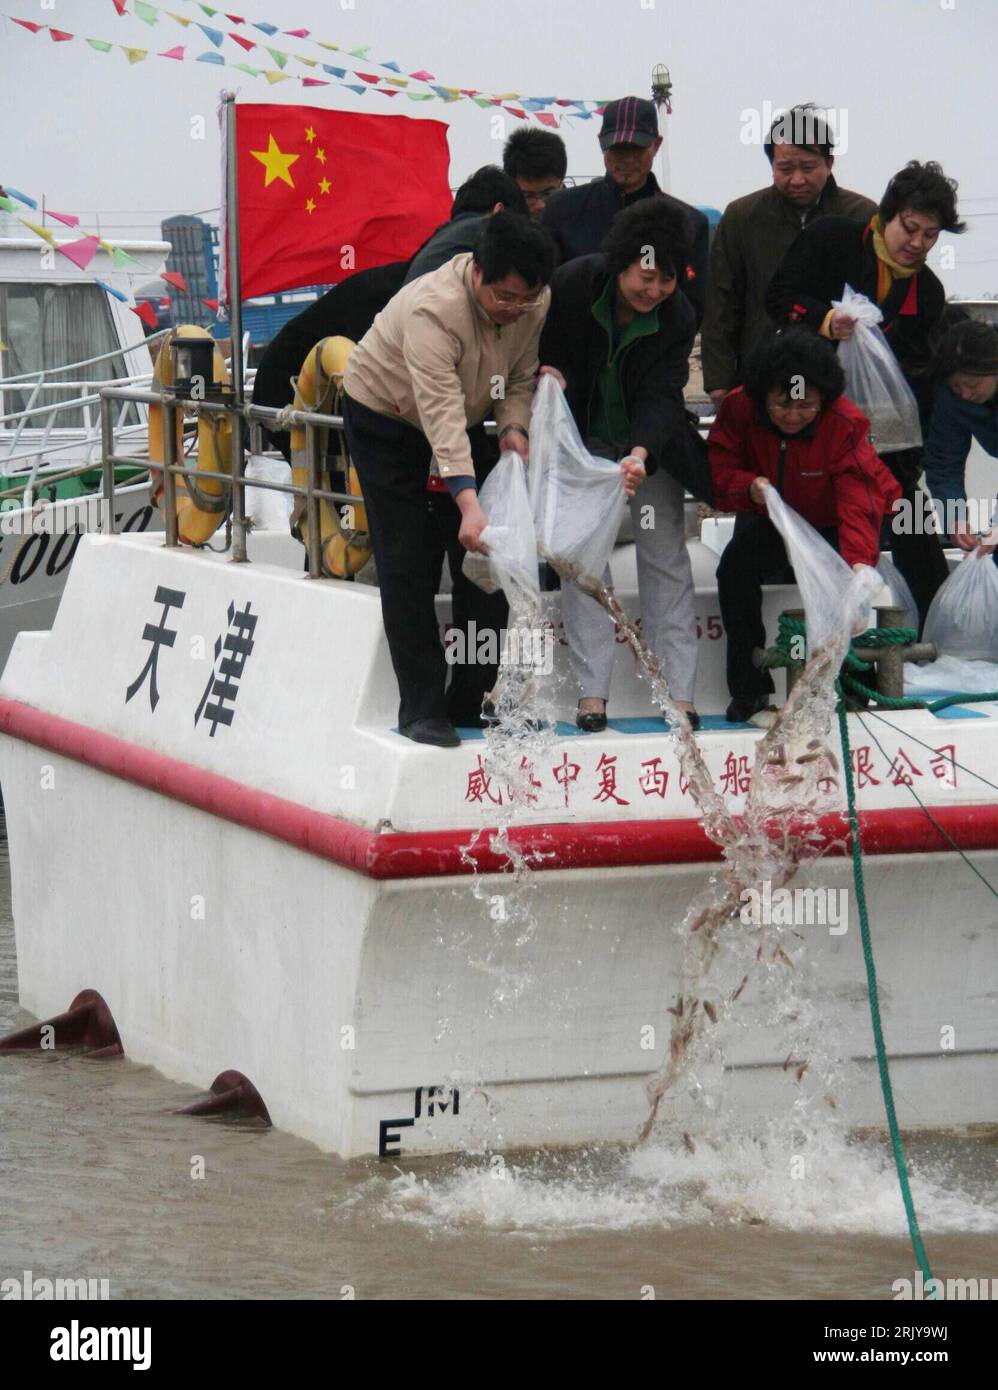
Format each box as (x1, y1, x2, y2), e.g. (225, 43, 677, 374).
(0, 282, 142, 431)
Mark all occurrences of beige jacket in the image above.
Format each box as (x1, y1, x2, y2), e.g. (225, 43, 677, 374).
(343, 252, 549, 482)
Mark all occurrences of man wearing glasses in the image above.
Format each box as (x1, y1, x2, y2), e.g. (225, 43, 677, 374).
(342, 212, 555, 747)
(502, 128, 567, 220)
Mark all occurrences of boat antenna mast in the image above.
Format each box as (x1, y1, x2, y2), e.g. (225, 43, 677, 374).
(651, 63, 673, 193)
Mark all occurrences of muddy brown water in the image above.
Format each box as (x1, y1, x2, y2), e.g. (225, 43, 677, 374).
(1, 815, 996, 1301)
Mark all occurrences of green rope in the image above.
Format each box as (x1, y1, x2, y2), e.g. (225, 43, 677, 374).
(837, 699, 935, 1286)
(764, 613, 998, 712)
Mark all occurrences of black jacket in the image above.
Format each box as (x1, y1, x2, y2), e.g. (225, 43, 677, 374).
(541, 173, 709, 326)
(402, 212, 486, 285)
(251, 261, 409, 458)
(538, 252, 695, 475)
(700, 178, 877, 392)
(765, 216, 945, 412)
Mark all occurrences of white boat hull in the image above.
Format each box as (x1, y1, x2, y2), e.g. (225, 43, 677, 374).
(1, 535, 995, 1157)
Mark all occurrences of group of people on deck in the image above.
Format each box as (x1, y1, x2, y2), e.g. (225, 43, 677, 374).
(254, 98, 992, 749)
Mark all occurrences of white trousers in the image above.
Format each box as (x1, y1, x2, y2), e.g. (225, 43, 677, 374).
(560, 465, 698, 704)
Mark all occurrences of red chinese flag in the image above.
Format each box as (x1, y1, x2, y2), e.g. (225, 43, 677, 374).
(232, 104, 452, 299)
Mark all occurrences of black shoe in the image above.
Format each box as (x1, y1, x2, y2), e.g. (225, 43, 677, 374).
(399, 718, 461, 748)
(576, 703, 608, 734)
(725, 694, 773, 724)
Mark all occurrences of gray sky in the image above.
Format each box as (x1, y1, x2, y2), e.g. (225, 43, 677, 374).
(4, 0, 997, 294)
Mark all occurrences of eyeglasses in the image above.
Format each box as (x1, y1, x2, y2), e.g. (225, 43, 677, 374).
(769, 399, 821, 416)
(484, 283, 545, 311)
(522, 188, 561, 205)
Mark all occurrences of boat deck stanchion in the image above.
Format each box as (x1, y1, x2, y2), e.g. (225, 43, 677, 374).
(304, 419, 323, 578)
(99, 393, 117, 535)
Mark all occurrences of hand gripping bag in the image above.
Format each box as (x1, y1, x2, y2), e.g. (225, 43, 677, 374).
(461, 450, 540, 602)
(832, 285, 922, 453)
(528, 373, 627, 587)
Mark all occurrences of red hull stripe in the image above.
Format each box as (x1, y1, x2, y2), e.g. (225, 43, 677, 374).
(1, 697, 997, 880)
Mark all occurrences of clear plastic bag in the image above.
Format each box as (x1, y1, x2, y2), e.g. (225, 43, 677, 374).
(461, 450, 539, 601)
(765, 487, 880, 651)
(923, 550, 998, 661)
(528, 373, 627, 586)
(244, 454, 293, 530)
(904, 652, 998, 695)
(832, 285, 922, 453)
(869, 554, 918, 631)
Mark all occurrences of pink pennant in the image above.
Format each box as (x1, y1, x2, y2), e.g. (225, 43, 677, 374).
(159, 46, 185, 60)
(301, 78, 328, 87)
(503, 106, 527, 120)
(161, 270, 187, 292)
(408, 69, 434, 81)
(56, 235, 100, 270)
(131, 301, 158, 329)
(47, 210, 80, 228)
(225, 12, 245, 21)
(112, 0, 128, 14)
(536, 112, 559, 128)
(49, 27, 73, 41)
(284, 28, 310, 38)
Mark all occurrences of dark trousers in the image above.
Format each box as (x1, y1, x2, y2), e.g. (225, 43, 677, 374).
(880, 449, 949, 631)
(343, 393, 507, 727)
(718, 515, 797, 702)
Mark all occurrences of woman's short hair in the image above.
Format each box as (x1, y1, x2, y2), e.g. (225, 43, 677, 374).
(743, 328, 845, 408)
(934, 318, 998, 381)
(601, 196, 690, 283)
(879, 161, 965, 234)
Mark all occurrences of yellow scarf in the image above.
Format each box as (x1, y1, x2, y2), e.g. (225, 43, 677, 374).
(870, 213, 923, 305)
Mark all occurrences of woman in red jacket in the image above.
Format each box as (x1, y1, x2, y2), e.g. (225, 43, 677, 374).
(710, 329, 901, 722)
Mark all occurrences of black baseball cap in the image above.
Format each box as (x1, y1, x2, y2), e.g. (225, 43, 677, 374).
(598, 97, 659, 151)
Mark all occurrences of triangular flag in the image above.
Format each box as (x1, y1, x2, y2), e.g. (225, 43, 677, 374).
(229, 32, 254, 50)
(253, 21, 278, 35)
(294, 53, 317, 67)
(112, 0, 128, 13)
(47, 209, 80, 227)
(263, 69, 291, 84)
(225, 12, 244, 22)
(409, 69, 434, 80)
(197, 23, 223, 45)
(233, 61, 260, 75)
(132, 300, 158, 329)
(134, 1, 158, 24)
(5, 187, 38, 208)
(121, 47, 149, 63)
(168, 12, 192, 25)
(197, 51, 224, 63)
(49, 28, 74, 41)
(471, 97, 493, 109)
(265, 47, 287, 67)
(342, 85, 367, 95)
(301, 78, 328, 88)
(0, 195, 15, 211)
(322, 65, 345, 77)
(405, 93, 435, 102)
(201, 297, 219, 311)
(384, 76, 408, 88)
(199, 3, 219, 14)
(12, 18, 44, 33)
(504, 106, 527, 120)
(20, 219, 57, 246)
(99, 239, 116, 253)
(355, 72, 380, 84)
(347, 46, 370, 57)
(536, 112, 560, 128)
(376, 88, 400, 98)
(57, 235, 101, 270)
(284, 28, 309, 38)
(316, 41, 339, 51)
(161, 270, 187, 291)
(382, 61, 403, 73)
(95, 279, 129, 303)
(112, 246, 142, 267)
(160, 45, 185, 59)
(87, 38, 114, 52)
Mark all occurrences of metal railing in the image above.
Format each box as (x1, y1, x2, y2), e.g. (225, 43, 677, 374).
(99, 378, 717, 577)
